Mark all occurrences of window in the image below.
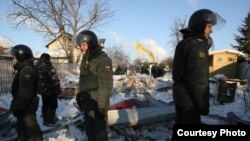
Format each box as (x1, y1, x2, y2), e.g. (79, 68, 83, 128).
(217, 57, 223, 62)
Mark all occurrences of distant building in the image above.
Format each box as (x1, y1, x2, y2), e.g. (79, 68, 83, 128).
(0, 36, 14, 55)
(45, 33, 73, 54)
(209, 50, 243, 78)
(0, 45, 5, 54)
(44, 33, 74, 63)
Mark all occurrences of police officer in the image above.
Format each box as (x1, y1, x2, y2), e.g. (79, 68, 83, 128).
(10, 44, 43, 141)
(36, 53, 61, 127)
(76, 30, 113, 141)
(172, 9, 225, 124)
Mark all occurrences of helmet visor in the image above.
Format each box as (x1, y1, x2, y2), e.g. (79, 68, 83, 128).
(207, 12, 226, 31)
(76, 34, 91, 45)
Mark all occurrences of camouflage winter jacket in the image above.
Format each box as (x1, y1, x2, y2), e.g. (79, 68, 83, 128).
(36, 60, 61, 96)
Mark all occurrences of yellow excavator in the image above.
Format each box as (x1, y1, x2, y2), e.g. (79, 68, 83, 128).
(135, 42, 155, 64)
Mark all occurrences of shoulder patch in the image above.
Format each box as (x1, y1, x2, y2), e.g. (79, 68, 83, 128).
(104, 65, 112, 71)
(199, 51, 205, 59)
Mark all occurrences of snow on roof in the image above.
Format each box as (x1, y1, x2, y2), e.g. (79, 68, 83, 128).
(3, 48, 12, 55)
(0, 36, 14, 48)
(209, 49, 245, 56)
(47, 48, 67, 57)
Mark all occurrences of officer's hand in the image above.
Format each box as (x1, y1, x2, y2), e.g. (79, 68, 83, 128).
(13, 109, 24, 118)
(88, 110, 95, 119)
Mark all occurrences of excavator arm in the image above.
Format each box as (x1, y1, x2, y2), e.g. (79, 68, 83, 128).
(135, 42, 155, 63)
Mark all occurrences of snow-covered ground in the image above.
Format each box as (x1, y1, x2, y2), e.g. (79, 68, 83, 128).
(1, 72, 250, 141)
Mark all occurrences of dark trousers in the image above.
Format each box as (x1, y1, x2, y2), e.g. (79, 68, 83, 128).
(16, 113, 43, 141)
(84, 113, 108, 141)
(175, 105, 201, 125)
(42, 107, 56, 124)
(42, 94, 58, 124)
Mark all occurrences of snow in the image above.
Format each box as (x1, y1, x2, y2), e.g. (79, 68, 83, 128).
(1, 72, 250, 141)
(0, 36, 14, 48)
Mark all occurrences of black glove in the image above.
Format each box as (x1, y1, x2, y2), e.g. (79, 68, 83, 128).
(13, 109, 24, 118)
(97, 108, 107, 117)
(98, 108, 106, 116)
(76, 91, 94, 113)
(88, 108, 106, 119)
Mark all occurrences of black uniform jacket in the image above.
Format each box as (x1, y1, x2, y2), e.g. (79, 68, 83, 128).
(172, 29, 210, 115)
(10, 58, 39, 114)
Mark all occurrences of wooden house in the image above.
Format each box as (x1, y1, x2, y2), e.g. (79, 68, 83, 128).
(209, 50, 243, 78)
(0, 45, 5, 54)
(44, 33, 74, 63)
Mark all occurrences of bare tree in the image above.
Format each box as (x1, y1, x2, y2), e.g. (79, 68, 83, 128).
(106, 45, 130, 69)
(133, 58, 142, 66)
(169, 16, 187, 53)
(160, 57, 173, 70)
(7, 0, 114, 63)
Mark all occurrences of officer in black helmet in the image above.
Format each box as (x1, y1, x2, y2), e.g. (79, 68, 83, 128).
(75, 30, 113, 141)
(10, 44, 43, 141)
(172, 9, 225, 125)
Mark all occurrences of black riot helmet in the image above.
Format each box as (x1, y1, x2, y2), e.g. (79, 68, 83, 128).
(76, 30, 98, 52)
(40, 53, 51, 62)
(188, 9, 218, 34)
(11, 44, 33, 62)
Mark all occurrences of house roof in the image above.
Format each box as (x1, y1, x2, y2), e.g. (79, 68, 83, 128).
(209, 49, 244, 56)
(0, 46, 11, 55)
(0, 36, 14, 48)
(45, 33, 73, 48)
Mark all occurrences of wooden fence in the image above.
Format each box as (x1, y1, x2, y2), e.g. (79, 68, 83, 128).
(0, 56, 14, 94)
